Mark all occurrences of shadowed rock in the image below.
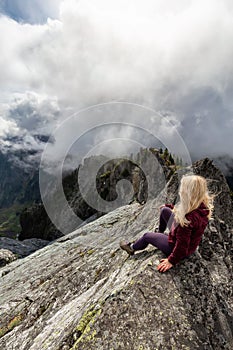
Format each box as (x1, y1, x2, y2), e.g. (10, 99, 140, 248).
(0, 158, 232, 349)
(0, 237, 50, 259)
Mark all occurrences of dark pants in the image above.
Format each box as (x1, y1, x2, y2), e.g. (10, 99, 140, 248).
(132, 207, 174, 256)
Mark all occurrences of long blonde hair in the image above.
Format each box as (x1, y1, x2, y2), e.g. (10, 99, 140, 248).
(173, 175, 214, 227)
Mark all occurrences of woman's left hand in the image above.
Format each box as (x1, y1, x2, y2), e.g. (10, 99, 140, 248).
(157, 258, 173, 272)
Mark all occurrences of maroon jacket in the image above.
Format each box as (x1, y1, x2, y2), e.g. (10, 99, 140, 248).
(166, 202, 209, 265)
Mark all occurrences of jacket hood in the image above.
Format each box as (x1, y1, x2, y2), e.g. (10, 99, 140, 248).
(195, 202, 210, 217)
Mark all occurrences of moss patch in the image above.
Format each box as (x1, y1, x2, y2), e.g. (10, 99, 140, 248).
(0, 314, 23, 338)
(79, 249, 95, 258)
(70, 305, 102, 349)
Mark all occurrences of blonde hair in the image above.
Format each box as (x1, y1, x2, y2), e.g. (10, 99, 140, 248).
(173, 175, 214, 227)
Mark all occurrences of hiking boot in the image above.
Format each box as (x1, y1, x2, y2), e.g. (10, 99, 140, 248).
(120, 240, 135, 255)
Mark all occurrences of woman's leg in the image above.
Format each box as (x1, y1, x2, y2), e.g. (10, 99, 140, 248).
(158, 207, 174, 233)
(120, 206, 175, 256)
(132, 232, 173, 256)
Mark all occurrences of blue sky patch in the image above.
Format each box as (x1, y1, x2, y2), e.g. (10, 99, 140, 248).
(0, 0, 60, 24)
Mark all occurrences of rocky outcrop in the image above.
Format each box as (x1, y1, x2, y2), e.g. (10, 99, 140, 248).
(18, 203, 63, 241)
(192, 158, 233, 227)
(0, 158, 232, 350)
(19, 148, 173, 241)
(0, 249, 17, 267)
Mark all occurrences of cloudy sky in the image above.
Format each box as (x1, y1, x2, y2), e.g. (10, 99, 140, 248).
(0, 0, 233, 169)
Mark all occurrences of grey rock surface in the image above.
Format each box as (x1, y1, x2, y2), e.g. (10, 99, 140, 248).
(0, 158, 232, 350)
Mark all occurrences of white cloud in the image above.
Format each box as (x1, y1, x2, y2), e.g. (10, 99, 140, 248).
(7, 91, 60, 132)
(0, 0, 233, 164)
(0, 116, 19, 137)
(0, 92, 60, 163)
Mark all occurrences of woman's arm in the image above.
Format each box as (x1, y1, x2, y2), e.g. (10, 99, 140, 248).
(156, 215, 194, 272)
(157, 258, 173, 272)
(167, 221, 193, 265)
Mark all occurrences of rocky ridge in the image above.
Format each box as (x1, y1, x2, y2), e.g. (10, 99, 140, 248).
(0, 158, 232, 349)
(19, 148, 173, 241)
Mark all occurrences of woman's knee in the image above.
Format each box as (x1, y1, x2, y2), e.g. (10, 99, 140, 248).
(143, 232, 151, 240)
(143, 231, 157, 244)
(160, 207, 174, 221)
(160, 206, 172, 216)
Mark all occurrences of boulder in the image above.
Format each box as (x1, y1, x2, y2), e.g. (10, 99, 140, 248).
(0, 249, 17, 267)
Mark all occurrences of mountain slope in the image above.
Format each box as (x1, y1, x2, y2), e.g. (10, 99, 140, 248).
(0, 150, 40, 237)
(0, 151, 40, 208)
(0, 158, 232, 349)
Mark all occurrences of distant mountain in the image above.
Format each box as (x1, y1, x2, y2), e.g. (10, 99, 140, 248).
(19, 148, 174, 241)
(0, 150, 40, 208)
(0, 132, 52, 209)
(0, 149, 41, 238)
(1, 145, 232, 240)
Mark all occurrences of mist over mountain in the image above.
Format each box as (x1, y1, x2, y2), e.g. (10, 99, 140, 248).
(212, 155, 233, 191)
(1, 1, 233, 171)
(0, 131, 54, 210)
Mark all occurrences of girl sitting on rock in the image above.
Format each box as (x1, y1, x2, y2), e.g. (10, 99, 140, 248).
(120, 174, 214, 272)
